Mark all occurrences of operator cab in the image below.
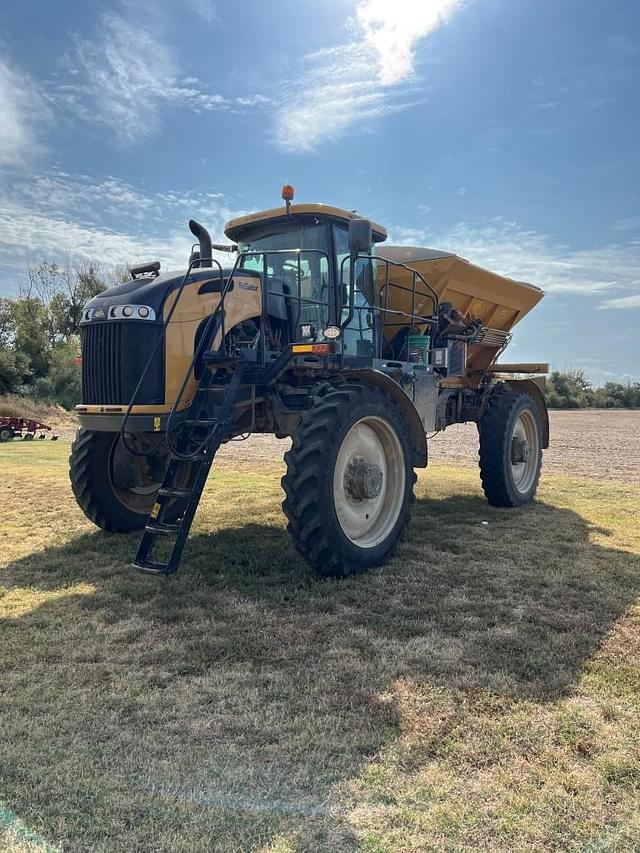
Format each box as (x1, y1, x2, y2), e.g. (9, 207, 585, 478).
(224, 199, 387, 357)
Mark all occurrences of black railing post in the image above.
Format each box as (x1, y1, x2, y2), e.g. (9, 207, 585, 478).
(262, 252, 269, 367)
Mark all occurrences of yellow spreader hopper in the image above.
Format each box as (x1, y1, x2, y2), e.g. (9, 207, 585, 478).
(377, 245, 546, 378)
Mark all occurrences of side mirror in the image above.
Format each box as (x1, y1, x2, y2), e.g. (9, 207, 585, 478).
(348, 218, 372, 256)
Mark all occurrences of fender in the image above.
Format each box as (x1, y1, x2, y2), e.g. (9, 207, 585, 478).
(343, 368, 428, 467)
(504, 378, 550, 448)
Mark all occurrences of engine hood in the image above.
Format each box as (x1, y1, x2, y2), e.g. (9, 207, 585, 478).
(81, 268, 233, 323)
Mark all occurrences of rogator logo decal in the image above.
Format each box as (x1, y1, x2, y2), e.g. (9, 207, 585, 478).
(238, 280, 259, 292)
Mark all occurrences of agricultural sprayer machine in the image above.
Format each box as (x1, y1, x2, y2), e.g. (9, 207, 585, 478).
(70, 186, 549, 577)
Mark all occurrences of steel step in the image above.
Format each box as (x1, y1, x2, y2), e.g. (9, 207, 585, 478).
(158, 486, 192, 498)
(169, 452, 207, 462)
(133, 359, 246, 578)
(133, 559, 173, 576)
(144, 521, 180, 536)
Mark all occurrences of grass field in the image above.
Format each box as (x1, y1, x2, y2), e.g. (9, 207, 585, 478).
(1, 440, 639, 851)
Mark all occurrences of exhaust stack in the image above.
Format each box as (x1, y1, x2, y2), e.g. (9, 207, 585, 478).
(188, 219, 212, 268)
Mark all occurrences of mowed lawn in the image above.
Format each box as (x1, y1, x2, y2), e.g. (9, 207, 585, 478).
(1, 440, 639, 852)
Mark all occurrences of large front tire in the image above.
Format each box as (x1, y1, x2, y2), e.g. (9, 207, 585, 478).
(282, 384, 416, 577)
(479, 389, 543, 507)
(69, 430, 193, 532)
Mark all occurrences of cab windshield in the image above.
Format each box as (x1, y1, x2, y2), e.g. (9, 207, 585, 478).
(238, 221, 331, 338)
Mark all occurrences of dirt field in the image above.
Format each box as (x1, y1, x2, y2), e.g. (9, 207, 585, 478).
(427, 409, 640, 481)
(43, 409, 640, 483)
(213, 409, 640, 482)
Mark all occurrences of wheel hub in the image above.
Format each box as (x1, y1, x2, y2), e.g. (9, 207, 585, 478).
(511, 437, 529, 464)
(345, 455, 384, 501)
(332, 416, 406, 549)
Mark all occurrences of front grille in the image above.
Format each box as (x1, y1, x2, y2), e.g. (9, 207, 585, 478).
(80, 322, 165, 405)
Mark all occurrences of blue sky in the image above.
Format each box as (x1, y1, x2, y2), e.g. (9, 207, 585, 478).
(0, 0, 639, 382)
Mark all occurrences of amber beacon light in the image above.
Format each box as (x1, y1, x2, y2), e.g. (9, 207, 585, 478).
(281, 183, 295, 214)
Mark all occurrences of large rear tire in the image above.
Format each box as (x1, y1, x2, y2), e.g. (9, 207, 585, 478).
(282, 384, 416, 577)
(69, 429, 194, 532)
(479, 389, 543, 507)
(0, 426, 13, 442)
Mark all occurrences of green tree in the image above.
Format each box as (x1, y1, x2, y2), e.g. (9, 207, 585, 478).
(0, 257, 107, 408)
(0, 298, 14, 348)
(0, 349, 29, 394)
(23, 259, 107, 341)
(11, 297, 51, 378)
(27, 339, 81, 409)
(545, 370, 592, 408)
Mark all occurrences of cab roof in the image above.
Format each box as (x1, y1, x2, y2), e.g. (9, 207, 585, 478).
(224, 203, 388, 244)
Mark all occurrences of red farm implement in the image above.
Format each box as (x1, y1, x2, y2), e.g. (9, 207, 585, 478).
(0, 416, 59, 442)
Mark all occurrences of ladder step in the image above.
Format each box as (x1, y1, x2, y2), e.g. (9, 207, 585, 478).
(133, 559, 174, 576)
(145, 521, 181, 536)
(158, 486, 192, 498)
(132, 357, 246, 578)
(169, 452, 208, 462)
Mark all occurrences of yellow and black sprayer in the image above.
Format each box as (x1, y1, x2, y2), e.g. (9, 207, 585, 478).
(70, 187, 549, 577)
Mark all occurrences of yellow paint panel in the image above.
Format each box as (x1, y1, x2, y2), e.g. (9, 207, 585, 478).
(225, 203, 387, 242)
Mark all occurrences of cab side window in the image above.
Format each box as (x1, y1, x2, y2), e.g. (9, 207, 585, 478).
(333, 225, 376, 357)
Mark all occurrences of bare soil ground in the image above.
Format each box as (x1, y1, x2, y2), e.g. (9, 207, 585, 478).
(427, 409, 640, 482)
(215, 409, 640, 482)
(6, 402, 639, 483)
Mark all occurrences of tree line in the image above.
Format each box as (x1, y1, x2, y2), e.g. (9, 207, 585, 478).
(0, 261, 638, 410)
(0, 260, 112, 409)
(544, 369, 640, 409)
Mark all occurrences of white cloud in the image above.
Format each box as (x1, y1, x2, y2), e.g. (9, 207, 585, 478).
(186, 0, 217, 23)
(612, 216, 640, 232)
(386, 218, 640, 306)
(69, 14, 176, 140)
(0, 170, 241, 293)
(0, 57, 42, 165)
(356, 0, 463, 86)
(62, 12, 266, 143)
(274, 45, 411, 150)
(273, 0, 464, 151)
(235, 94, 270, 107)
(69, 14, 228, 141)
(599, 293, 640, 310)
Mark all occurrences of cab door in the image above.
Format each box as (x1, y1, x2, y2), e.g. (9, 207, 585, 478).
(333, 224, 379, 359)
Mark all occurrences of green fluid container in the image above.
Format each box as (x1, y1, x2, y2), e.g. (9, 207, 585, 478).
(407, 334, 431, 367)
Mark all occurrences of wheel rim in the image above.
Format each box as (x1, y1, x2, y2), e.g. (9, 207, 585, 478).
(510, 409, 540, 494)
(333, 416, 406, 548)
(108, 435, 166, 514)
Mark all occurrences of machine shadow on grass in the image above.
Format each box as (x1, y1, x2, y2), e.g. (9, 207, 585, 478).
(4, 494, 639, 703)
(2, 494, 639, 849)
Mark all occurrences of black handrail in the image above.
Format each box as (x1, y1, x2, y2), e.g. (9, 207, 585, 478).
(239, 248, 332, 336)
(119, 258, 225, 457)
(164, 256, 241, 459)
(120, 246, 438, 461)
(163, 248, 332, 460)
(339, 253, 439, 338)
